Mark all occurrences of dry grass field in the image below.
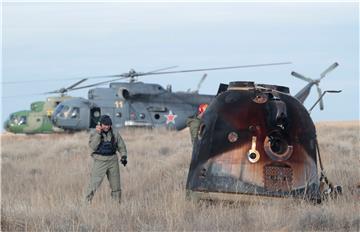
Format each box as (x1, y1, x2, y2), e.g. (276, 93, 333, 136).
(1, 122, 359, 231)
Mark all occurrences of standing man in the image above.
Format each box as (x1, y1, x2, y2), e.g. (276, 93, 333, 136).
(186, 104, 208, 144)
(85, 115, 128, 203)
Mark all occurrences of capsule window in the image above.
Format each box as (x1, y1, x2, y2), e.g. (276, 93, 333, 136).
(264, 135, 293, 161)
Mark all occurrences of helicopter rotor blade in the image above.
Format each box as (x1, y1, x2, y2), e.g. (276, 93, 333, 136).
(1, 73, 129, 85)
(1, 77, 85, 85)
(71, 66, 179, 90)
(291, 71, 313, 83)
(320, 62, 339, 80)
(89, 62, 292, 79)
(66, 78, 88, 90)
(44, 78, 88, 95)
(44, 90, 60, 94)
(70, 77, 127, 91)
(134, 62, 292, 77)
(2, 93, 45, 99)
(316, 85, 324, 110)
(122, 66, 180, 82)
(142, 66, 179, 75)
(86, 66, 180, 79)
(44, 88, 66, 94)
(5, 77, 125, 98)
(196, 73, 207, 92)
(2, 62, 290, 85)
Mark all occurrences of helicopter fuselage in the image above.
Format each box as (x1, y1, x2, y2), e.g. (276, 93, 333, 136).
(51, 82, 215, 131)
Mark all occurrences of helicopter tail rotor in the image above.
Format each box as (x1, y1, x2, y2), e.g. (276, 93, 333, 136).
(292, 62, 339, 111)
(320, 62, 339, 80)
(316, 85, 324, 110)
(291, 71, 313, 83)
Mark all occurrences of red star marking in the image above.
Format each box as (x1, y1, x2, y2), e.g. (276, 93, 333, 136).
(164, 110, 177, 124)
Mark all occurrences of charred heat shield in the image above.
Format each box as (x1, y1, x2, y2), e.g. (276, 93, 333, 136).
(186, 81, 320, 201)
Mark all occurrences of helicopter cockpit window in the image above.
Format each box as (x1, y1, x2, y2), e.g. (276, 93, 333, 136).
(54, 105, 64, 117)
(70, 107, 80, 118)
(10, 114, 19, 124)
(58, 105, 71, 118)
(10, 114, 17, 122)
(18, 116, 27, 125)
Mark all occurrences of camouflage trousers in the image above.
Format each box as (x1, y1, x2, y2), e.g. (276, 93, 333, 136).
(85, 155, 121, 203)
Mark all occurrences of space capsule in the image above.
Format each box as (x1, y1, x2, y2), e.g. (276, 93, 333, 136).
(186, 81, 323, 202)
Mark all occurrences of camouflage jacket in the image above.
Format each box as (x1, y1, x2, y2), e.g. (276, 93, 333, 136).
(89, 129, 127, 161)
(186, 116, 202, 144)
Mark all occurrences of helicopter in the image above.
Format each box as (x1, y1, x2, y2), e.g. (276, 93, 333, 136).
(185, 62, 342, 202)
(4, 79, 90, 134)
(51, 62, 292, 131)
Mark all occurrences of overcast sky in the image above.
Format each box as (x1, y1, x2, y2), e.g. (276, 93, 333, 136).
(1, 2, 359, 129)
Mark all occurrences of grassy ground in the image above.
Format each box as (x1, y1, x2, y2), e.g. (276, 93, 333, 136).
(1, 122, 359, 231)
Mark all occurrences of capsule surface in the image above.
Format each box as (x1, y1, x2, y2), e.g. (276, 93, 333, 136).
(186, 81, 320, 201)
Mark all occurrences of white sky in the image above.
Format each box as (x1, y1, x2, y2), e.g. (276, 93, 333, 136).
(1, 2, 359, 128)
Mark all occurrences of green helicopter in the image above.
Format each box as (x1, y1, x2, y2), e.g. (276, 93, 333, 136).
(4, 79, 88, 134)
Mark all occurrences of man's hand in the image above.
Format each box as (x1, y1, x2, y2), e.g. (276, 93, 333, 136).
(95, 124, 102, 133)
(120, 156, 127, 167)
